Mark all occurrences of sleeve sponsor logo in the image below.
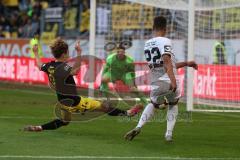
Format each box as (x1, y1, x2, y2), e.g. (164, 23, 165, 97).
(164, 45, 171, 53)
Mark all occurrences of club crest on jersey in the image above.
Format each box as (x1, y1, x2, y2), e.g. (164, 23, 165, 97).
(64, 65, 71, 71)
(164, 45, 171, 53)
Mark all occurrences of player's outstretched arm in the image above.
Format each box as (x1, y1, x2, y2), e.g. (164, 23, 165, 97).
(70, 40, 82, 75)
(176, 61, 198, 70)
(32, 44, 43, 70)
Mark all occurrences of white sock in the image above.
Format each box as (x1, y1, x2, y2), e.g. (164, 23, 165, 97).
(165, 105, 178, 137)
(136, 103, 155, 128)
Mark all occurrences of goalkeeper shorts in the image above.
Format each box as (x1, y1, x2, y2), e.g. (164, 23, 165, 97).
(103, 72, 134, 86)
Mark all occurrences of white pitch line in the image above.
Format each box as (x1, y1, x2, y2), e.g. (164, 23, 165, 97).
(0, 155, 239, 160)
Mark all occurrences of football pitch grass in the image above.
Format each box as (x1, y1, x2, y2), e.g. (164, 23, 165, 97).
(1, 83, 240, 160)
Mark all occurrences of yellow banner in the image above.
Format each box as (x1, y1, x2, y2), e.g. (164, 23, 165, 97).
(2, 0, 18, 6)
(212, 8, 240, 30)
(41, 32, 56, 45)
(112, 4, 153, 30)
(64, 8, 78, 30)
(79, 9, 90, 33)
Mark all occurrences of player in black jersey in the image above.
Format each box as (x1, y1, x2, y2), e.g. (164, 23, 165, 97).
(24, 38, 142, 132)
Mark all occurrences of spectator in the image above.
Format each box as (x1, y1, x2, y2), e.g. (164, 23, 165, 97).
(0, 1, 7, 16)
(31, 0, 42, 17)
(63, 0, 71, 12)
(213, 33, 227, 64)
(19, 0, 31, 12)
(21, 19, 33, 37)
(30, 30, 43, 58)
(9, 11, 21, 33)
(18, 12, 29, 37)
(0, 14, 10, 32)
(0, 26, 5, 38)
(48, 0, 64, 7)
(31, 13, 40, 35)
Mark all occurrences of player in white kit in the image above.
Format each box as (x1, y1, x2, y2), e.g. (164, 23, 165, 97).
(124, 16, 198, 142)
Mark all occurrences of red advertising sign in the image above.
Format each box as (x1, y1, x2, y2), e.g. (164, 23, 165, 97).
(0, 56, 48, 84)
(193, 65, 240, 101)
(0, 56, 240, 101)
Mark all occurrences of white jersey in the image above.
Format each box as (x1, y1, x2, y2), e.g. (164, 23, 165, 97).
(144, 37, 177, 82)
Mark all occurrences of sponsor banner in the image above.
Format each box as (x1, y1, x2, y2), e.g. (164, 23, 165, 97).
(0, 56, 240, 101)
(212, 8, 240, 30)
(0, 39, 88, 58)
(193, 64, 240, 101)
(64, 7, 78, 30)
(45, 7, 63, 19)
(112, 4, 153, 30)
(0, 57, 48, 84)
(177, 65, 240, 101)
(0, 39, 30, 57)
(79, 9, 90, 33)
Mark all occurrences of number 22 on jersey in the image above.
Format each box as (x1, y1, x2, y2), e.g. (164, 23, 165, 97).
(144, 47, 162, 64)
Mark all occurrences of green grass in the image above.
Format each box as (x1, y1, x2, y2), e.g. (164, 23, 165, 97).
(0, 84, 240, 159)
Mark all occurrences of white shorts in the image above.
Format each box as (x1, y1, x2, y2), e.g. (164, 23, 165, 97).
(150, 80, 181, 105)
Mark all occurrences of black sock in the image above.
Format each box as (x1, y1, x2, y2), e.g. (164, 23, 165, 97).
(107, 108, 127, 116)
(41, 119, 69, 130)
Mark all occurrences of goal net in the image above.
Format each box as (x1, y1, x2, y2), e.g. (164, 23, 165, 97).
(93, 0, 240, 112)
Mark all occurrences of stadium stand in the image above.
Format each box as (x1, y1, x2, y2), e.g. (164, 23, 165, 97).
(0, 0, 90, 38)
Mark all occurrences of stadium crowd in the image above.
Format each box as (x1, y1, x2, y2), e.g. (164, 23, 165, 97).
(0, 0, 42, 38)
(0, 0, 79, 38)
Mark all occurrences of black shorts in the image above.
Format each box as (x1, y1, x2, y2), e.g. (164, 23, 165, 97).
(57, 94, 81, 107)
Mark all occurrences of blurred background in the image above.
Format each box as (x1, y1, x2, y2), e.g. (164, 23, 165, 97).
(1, 0, 240, 64)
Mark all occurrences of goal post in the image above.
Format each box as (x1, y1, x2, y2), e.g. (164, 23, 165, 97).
(92, 0, 240, 112)
(88, 0, 97, 97)
(186, 0, 195, 112)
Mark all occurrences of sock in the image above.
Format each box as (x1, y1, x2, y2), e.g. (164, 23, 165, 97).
(100, 82, 110, 97)
(136, 103, 155, 128)
(165, 105, 178, 136)
(107, 108, 127, 116)
(41, 119, 69, 130)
